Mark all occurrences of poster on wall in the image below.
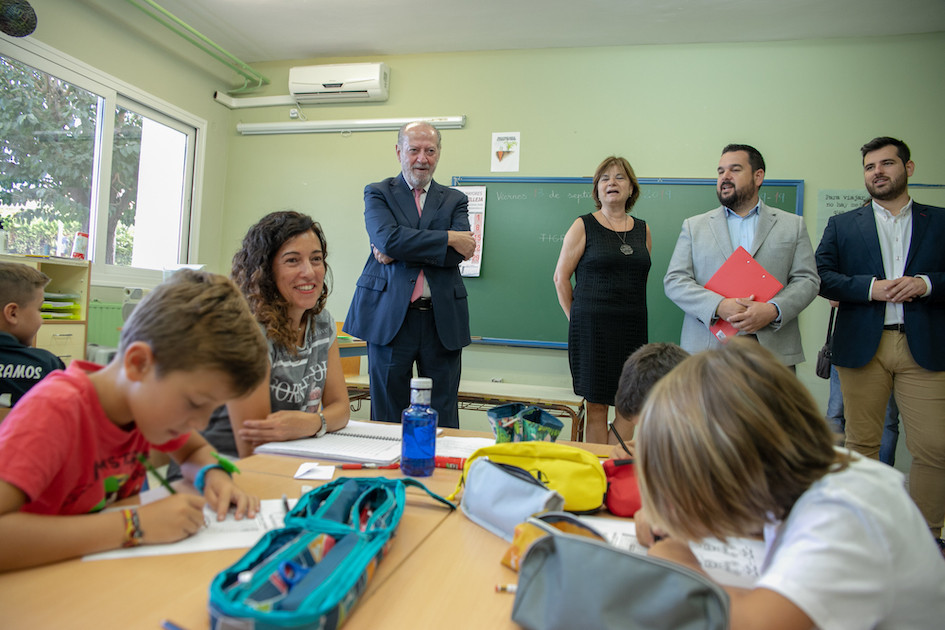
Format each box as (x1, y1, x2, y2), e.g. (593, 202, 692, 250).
(491, 132, 520, 172)
(816, 189, 870, 240)
(451, 185, 486, 277)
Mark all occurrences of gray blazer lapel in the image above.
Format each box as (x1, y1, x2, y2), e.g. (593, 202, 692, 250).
(708, 207, 735, 257)
(750, 204, 777, 257)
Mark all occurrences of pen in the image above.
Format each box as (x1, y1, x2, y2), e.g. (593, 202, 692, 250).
(161, 620, 189, 630)
(282, 493, 290, 514)
(212, 452, 241, 475)
(608, 422, 633, 459)
(135, 453, 176, 495)
(339, 463, 400, 470)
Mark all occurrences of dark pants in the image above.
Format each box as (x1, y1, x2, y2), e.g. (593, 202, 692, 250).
(366, 307, 462, 429)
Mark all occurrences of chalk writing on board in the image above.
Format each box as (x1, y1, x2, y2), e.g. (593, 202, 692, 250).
(539, 233, 566, 244)
(640, 188, 673, 201)
(760, 190, 787, 205)
(580, 516, 765, 589)
(496, 191, 528, 201)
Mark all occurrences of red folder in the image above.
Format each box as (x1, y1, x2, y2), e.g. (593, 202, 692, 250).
(704, 246, 783, 343)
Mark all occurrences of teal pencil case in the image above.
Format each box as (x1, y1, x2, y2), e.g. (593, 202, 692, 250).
(208, 476, 455, 630)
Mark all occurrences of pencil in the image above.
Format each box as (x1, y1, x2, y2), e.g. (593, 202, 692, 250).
(135, 453, 177, 494)
(608, 422, 633, 460)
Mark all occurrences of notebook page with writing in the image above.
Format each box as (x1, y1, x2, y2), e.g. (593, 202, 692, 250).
(579, 516, 765, 589)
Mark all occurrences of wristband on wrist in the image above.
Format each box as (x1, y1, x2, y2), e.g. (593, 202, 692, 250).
(122, 508, 143, 548)
(194, 463, 230, 493)
(315, 412, 328, 438)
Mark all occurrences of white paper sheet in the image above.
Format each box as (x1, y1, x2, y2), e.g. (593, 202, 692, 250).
(84, 499, 294, 561)
(580, 516, 765, 589)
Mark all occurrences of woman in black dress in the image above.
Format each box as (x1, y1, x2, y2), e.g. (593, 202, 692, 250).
(553, 156, 651, 443)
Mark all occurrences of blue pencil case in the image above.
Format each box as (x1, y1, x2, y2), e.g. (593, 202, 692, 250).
(208, 476, 455, 630)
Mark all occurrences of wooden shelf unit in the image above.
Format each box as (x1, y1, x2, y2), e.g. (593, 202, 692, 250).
(0, 254, 90, 365)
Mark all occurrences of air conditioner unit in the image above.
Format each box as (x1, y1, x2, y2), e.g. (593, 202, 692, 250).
(289, 63, 390, 104)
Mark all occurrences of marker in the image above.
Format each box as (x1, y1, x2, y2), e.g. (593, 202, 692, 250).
(135, 453, 176, 495)
(435, 456, 466, 470)
(495, 583, 517, 593)
(339, 463, 400, 470)
(608, 422, 633, 460)
(212, 452, 241, 475)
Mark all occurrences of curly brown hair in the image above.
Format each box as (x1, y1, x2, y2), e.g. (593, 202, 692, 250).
(231, 211, 332, 353)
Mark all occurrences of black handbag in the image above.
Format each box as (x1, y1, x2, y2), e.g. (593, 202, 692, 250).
(815, 307, 836, 379)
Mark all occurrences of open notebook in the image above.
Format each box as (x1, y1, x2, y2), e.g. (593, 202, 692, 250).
(253, 420, 443, 464)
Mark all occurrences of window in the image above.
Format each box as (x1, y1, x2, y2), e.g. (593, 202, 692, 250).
(0, 38, 203, 287)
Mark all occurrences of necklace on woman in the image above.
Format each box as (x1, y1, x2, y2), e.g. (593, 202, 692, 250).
(601, 211, 633, 255)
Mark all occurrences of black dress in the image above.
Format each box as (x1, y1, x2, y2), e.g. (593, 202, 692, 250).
(569, 213, 650, 405)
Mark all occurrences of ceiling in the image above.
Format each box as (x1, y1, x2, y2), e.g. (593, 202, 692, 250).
(143, 0, 945, 64)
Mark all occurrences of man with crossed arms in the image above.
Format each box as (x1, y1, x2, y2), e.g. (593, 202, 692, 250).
(345, 121, 475, 429)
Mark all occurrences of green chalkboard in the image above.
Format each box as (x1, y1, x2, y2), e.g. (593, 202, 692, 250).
(450, 177, 803, 348)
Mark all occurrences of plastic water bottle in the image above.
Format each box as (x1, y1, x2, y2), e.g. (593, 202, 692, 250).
(401, 377, 437, 477)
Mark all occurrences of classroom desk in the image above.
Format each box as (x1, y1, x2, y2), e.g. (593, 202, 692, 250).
(346, 374, 588, 442)
(0, 433, 610, 630)
(345, 501, 521, 629)
(0, 467, 456, 630)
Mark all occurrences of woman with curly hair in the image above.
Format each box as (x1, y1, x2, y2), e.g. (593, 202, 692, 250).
(202, 210, 350, 458)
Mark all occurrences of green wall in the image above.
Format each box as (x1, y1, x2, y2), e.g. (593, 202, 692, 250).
(22, 1, 945, 408)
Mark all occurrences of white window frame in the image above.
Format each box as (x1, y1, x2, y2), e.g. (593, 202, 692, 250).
(0, 35, 206, 289)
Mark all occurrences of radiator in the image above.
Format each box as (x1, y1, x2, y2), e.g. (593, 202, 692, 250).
(87, 301, 123, 347)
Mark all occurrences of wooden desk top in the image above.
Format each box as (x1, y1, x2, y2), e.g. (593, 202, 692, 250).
(346, 503, 521, 629)
(0, 433, 610, 629)
(0, 467, 455, 630)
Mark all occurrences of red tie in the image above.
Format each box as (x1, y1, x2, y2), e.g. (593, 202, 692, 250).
(410, 188, 425, 303)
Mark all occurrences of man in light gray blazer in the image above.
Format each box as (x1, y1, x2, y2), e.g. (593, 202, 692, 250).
(664, 144, 819, 367)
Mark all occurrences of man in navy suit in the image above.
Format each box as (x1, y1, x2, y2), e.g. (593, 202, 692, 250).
(344, 122, 475, 428)
(816, 136, 945, 543)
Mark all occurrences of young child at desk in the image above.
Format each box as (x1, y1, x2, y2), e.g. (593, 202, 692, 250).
(608, 342, 689, 460)
(0, 270, 269, 572)
(0, 263, 66, 420)
(635, 338, 945, 629)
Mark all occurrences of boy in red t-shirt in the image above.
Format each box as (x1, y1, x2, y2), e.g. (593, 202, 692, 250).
(0, 269, 268, 571)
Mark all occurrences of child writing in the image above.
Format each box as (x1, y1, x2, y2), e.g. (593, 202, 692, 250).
(0, 270, 269, 572)
(608, 342, 689, 460)
(0, 263, 66, 420)
(636, 338, 945, 629)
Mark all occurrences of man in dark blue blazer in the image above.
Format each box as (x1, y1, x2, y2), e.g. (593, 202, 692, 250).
(816, 136, 945, 542)
(344, 122, 475, 428)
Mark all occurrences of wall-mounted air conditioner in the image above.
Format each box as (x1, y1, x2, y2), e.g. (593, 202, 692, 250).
(289, 63, 390, 104)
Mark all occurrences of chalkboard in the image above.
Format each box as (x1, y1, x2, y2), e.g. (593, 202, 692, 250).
(450, 176, 804, 348)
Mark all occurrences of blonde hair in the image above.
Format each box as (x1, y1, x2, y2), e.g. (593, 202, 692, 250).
(118, 269, 268, 395)
(636, 338, 847, 541)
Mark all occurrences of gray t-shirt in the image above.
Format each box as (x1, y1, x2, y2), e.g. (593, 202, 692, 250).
(201, 308, 336, 458)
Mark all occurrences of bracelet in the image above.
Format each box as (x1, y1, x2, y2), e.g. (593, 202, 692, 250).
(194, 464, 229, 493)
(315, 412, 328, 438)
(122, 508, 143, 548)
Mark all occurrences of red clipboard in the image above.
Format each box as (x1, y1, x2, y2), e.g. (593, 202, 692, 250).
(704, 246, 783, 343)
